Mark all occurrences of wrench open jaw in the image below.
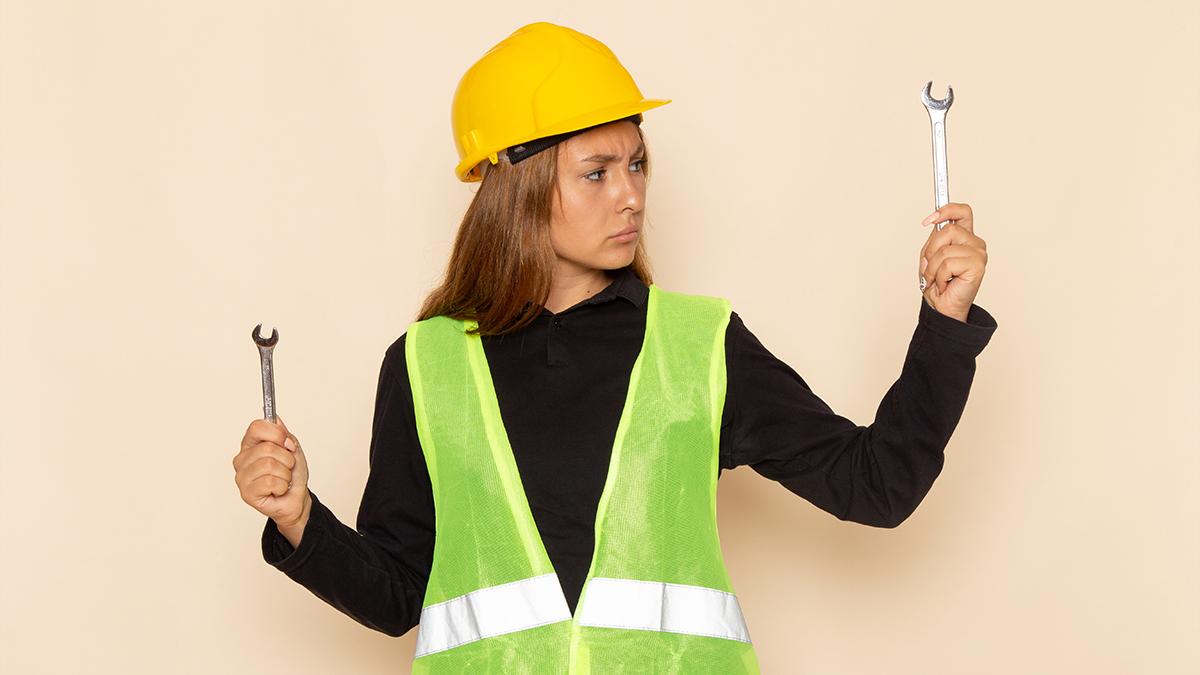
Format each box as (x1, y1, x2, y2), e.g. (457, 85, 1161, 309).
(252, 324, 279, 347)
(920, 80, 953, 111)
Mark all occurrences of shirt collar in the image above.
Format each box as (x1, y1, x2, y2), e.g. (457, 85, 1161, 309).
(590, 264, 649, 308)
(530, 264, 649, 316)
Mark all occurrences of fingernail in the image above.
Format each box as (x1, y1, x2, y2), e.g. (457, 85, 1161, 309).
(923, 211, 939, 224)
(921, 256, 928, 273)
(284, 438, 297, 451)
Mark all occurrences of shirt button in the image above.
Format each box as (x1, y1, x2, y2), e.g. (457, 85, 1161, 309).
(552, 317, 561, 328)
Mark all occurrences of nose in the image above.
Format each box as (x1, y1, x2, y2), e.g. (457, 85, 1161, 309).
(615, 164, 645, 214)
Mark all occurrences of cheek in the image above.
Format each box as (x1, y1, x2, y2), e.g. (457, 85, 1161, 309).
(551, 185, 604, 248)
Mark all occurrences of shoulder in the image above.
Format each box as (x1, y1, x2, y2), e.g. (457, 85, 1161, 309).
(382, 313, 473, 372)
(383, 332, 408, 369)
(650, 284, 732, 315)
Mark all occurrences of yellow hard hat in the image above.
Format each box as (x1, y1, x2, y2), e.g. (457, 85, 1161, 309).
(451, 22, 671, 182)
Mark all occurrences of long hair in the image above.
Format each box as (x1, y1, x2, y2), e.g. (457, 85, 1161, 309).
(416, 122, 656, 337)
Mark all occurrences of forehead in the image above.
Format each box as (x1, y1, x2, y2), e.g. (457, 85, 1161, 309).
(561, 121, 643, 161)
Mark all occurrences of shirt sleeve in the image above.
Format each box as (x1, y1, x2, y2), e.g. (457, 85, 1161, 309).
(719, 298, 997, 528)
(260, 336, 435, 636)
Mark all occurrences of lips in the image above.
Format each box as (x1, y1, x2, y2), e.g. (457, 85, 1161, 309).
(611, 226, 640, 237)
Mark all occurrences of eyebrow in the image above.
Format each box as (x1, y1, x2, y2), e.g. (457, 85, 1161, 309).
(580, 143, 645, 164)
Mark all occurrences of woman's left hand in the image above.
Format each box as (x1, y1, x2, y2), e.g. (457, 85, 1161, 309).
(919, 202, 988, 322)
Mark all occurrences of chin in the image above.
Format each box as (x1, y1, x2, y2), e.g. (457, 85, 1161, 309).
(603, 251, 636, 269)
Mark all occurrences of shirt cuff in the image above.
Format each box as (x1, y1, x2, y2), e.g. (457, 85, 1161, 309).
(261, 489, 327, 574)
(917, 297, 998, 352)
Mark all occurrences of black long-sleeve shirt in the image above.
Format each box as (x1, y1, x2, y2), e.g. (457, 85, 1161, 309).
(260, 265, 997, 638)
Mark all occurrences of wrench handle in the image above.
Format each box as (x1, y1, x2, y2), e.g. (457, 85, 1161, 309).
(929, 114, 950, 230)
(258, 351, 276, 423)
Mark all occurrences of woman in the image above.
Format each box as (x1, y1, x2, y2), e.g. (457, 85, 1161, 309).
(232, 21, 997, 673)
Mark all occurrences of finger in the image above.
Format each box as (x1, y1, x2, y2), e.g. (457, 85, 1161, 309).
(249, 440, 297, 470)
(922, 270, 941, 305)
(243, 418, 289, 453)
(232, 439, 294, 475)
(928, 252, 977, 295)
(236, 454, 292, 497)
(926, 248, 964, 293)
(920, 201, 972, 229)
(949, 202, 973, 234)
(252, 455, 293, 487)
(924, 243, 973, 276)
(251, 472, 293, 499)
(921, 223, 978, 267)
(275, 416, 299, 452)
(922, 202, 973, 234)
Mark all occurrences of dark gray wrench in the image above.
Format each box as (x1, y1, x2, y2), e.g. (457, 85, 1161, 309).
(252, 324, 278, 423)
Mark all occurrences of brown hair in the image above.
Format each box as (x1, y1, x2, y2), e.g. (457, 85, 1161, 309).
(415, 121, 656, 337)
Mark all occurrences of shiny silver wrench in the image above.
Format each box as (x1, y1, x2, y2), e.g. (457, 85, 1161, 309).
(920, 80, 953, 230)
(252, 324, 278, 423)
(920, 81, 955, 292)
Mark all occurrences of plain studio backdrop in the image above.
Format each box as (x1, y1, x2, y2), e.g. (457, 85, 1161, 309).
(1, 1, 1196, 673)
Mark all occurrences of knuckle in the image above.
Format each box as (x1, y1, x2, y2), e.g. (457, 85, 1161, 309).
(259, 455, 278, 472)
(256, 473, 275, 493)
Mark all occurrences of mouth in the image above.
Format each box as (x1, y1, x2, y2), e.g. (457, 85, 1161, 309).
(610, 226, 640, 238)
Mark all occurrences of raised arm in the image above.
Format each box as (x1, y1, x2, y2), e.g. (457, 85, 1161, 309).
(719, 300, 997, 528)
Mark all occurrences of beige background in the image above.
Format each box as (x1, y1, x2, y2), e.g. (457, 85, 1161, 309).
(1, 1, 1196, 673)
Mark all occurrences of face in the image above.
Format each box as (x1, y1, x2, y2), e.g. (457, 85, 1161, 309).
(549, 120, 646, 275)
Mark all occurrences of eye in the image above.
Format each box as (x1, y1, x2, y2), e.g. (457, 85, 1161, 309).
(584, 159, 647, 182)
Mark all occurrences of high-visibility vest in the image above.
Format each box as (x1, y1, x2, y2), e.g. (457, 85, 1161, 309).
(404, 283, 760, 674)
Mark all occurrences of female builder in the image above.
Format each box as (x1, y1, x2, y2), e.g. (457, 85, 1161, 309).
(231, 21, 997, 674)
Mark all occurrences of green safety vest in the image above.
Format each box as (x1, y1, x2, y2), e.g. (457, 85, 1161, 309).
(404, 283, 760, 674)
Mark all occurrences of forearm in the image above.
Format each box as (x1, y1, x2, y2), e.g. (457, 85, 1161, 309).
(261, 490, 427, 637)
(837, 298, 996, 525)
(722, 301, 997, 528)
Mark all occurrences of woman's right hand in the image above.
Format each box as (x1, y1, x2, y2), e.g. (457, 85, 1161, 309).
(233, 415, 311, 542)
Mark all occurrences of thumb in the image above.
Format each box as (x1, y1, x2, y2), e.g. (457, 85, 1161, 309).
(275, 415, 298, 452)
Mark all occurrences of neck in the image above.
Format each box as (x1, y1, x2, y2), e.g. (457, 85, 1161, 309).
(544, 262, 616, 315)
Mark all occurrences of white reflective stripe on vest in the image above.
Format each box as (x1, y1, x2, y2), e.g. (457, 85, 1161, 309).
(414, 573, 571, 657)
(577, 577, 753, 643)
